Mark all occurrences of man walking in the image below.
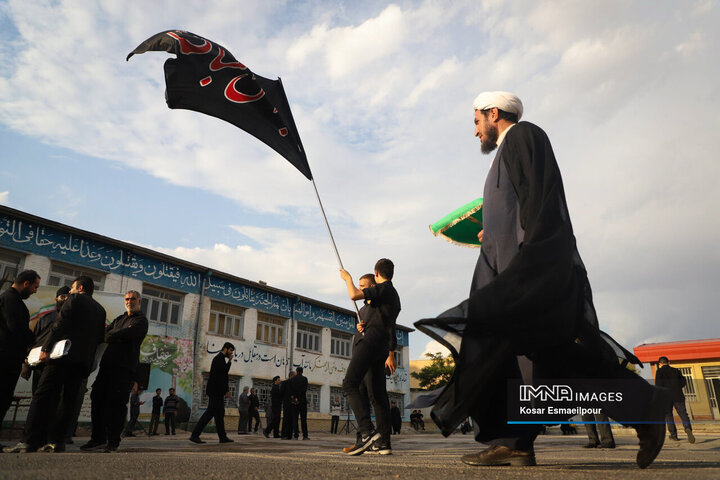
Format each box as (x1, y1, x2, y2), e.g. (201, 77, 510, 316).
(123, 385, 145, 437)
(248, 387, 261, 433)
(340, 258, 401, 455)
(414, 91, 669, 469)
(655, 356, 695, 443)
(0, 270, 40, 441)
(190, 342, 235, 444)
(81, 290, 148, 452)
(8, 275, 105, 453)
(263, 376, 282, 438)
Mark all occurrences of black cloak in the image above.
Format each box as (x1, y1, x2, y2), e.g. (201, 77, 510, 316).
(415, 122, 640, 435)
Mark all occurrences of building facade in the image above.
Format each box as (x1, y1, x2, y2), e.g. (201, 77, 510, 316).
(1, 205, 411, 427)
(634, 338, 720, 421)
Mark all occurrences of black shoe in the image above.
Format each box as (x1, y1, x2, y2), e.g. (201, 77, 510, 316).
(461, 445, 536, 466)
(369, 439, 392, 455)
(346, 431, 381, 456)
(189, 436, 206, 444)
(103, 444, 119, 453)
(65, 439, 74, 445)
(219, 437, 234, 444)
(669, 434, 679, 441)
(583, 442, 599, 448)
(302, 436, 309, 440)
(263, 430, 270, 438)
(164, 433, 169, 435)
(273, 435, 281, 438)
(685, 427, 695, 444)
(600, 442, 616, 449)
(635, 389, 671, 469)
(80, 440, 107, 451)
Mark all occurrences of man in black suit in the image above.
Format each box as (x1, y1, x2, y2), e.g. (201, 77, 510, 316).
(289, 366, 309, 440)
(7, 275, 105, 453)
(280, 371, 296, 439)
(80, 289, 149, 452)
(190, 342, 235, 444)
(0, 270, 40, 442)
(655, 356, 695, 443)
(263, 376, 282, 438)
(28, 286, 70, 393)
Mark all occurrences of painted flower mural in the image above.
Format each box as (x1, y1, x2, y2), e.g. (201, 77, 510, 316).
(140, 335, 194, 393)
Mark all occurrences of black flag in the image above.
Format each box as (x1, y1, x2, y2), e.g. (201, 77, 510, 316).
(128, 30, 312, 180)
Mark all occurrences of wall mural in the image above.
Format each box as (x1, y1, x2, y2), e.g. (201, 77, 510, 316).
(140, 335, 194, 405)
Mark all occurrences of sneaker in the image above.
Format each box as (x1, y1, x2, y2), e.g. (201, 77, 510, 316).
(685, 427, 695, 444)
(80, 440, 107, 451)
(189, 436, 206, 444)
(38, 443, 66, 453)
(219, 437, 234, 444)
(369, 440, 392, 455)
(346, 431, 381, 456)
(3, 442, 35, 453)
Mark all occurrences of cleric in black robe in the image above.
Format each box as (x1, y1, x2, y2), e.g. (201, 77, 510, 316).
(415, 91, 670, 469)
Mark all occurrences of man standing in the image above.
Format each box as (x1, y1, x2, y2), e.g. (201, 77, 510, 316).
(655, 356, 694, 443)
(289, 367, 309, 440)
(414, 92, 669, 469)
(8, 275, 105, 453)
(248, 387, 261, 433)
(0, 270, 40, 440)
(149, 388, 163, 436)
(81, 290, 148, 453)
(280, 371, 296, 439)
(263, 376, 282, 438)
(164, 388, 179, 435)
(340, 258, 401, 455)
(390, 402, 402, 435)
(190, 342, 235, 444)
(237, 386, 250, 434)
(29, 286, 70, 393)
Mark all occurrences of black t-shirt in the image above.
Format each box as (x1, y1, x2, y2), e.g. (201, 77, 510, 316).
(361, 281, 401, 350)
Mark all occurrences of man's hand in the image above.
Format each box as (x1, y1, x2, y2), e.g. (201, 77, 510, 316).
(356, 321, 366, 333)
(20, 362, 32, 380)
(225, 391, 231, 398)
(477, 229, 484, 243)
(385, 352, 397, 375)
(340, 269, 351, 282)
(39, 351, 50, 363)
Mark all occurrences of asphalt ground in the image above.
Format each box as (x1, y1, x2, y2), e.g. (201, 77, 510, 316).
(1, 428, 718, 480)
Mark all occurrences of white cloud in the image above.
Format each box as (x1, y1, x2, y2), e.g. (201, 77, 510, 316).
(0, 191, 9, 206)
(421, 340, 451, 359)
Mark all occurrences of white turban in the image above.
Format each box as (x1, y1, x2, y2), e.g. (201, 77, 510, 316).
(472, 91, 523, 120)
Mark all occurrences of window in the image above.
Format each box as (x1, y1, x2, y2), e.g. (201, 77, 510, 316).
(0, 249, 23, 292)
(296, 323, 321, 353)
(208, 301, 245, 339)
(393, 348, 404, 369)
(331, 330, 352, 358)
(330, 386, 349, 413)
(252, 379, 273, 410)
(200, 373, 241, 408)
(48, 261, 105, 291)
(679, 367, 697, 402)
(256, 313, 285, 346)
(306, 384, 321, 412)
(142, 285, 183, 325)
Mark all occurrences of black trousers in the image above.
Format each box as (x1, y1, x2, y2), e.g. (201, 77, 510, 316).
(291, 402, 308, 438)
(582, 412, 615, 446)
(264, 406, 281, 437)
(280, 402, 293, 438)
(90, 366, 134, 447)
(164, 412, 176, 434)
(0, 355, 23, 431)
(192, 395, 227, 439)
(666, 400, 692, 435)
(149, 412, 161, 434)
(330, 415, 339, 433)
(342, 338, 390, 440)
(237, 409, 249, 433)
(22, 363, 84, 448)
(124, 408, 140, 434)
(248, 409, 261, 432)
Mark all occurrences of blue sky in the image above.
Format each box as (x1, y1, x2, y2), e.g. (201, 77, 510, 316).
(1, 0, 719, 364)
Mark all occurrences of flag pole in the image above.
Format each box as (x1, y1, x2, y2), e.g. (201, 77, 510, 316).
(311, 177, 361, 322)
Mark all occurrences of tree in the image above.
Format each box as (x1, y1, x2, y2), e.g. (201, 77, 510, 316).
(411, 352, 455, 389)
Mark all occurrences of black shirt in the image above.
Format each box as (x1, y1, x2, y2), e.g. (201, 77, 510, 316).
(0, 287, 33, 360)
(100, 311, 149, 373)
(361, 281, 401, 351)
